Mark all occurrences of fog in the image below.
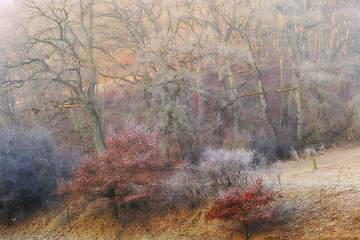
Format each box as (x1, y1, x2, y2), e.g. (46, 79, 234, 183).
(0, 0, 359, 157)
(0, 0, 12, 9)
(0, 1, 360, 236)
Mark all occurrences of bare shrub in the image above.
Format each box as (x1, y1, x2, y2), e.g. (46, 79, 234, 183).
(166, 163, 205, 208)
(166, 148, 264, 208)
(0, 128, 68, 225)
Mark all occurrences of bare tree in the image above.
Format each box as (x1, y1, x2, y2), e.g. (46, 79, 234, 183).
(11, 0, 109, 154)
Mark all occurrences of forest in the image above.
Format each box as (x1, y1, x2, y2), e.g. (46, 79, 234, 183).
(0, 0, 359, 239)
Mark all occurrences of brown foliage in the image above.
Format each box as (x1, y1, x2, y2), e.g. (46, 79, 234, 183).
(207, 179, 279, 239)
(58, 127, 169, 219)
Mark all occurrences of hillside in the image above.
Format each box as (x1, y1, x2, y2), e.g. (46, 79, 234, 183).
(1, 144, 360, 239)
(264, 144, 360, 239)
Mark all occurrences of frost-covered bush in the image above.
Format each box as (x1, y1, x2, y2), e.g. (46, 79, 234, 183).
(0, 129, 67, 225)
(198, 148, 263, 192)
(166, 148, 265, 208)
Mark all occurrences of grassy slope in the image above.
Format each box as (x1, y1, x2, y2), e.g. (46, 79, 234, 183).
(263, 144, 360, 239)
(1, 145, 360, 239)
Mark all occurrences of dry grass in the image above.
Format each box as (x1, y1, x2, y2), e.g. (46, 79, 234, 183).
(1, 145, 360, 239)
(259, 144, 360, 239)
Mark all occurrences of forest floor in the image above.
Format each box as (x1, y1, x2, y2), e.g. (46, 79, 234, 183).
(1, 144, 360, 239)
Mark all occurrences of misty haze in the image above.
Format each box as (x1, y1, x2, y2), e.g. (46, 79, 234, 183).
(0, 0, 359, 239)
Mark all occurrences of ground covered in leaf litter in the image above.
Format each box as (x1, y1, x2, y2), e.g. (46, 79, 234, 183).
(1, 144, 360, 239)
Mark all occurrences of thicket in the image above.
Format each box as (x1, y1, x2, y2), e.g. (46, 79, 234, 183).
(0, 124, 283, 240)
(166, 148, 265, 208)
(0, 129, 68, 226)
(58, 125, 169, 221)
(250, 132, 294, 163)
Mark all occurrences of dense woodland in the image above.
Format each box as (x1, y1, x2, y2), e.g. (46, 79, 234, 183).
(0, 0, 359, 238)
(0, 0, 358, 156)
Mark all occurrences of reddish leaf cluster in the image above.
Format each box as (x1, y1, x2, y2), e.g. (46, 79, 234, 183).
(58, 127, 168, 212)
(207, 178, 277, 224)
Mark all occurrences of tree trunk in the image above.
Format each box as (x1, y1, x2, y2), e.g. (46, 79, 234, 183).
(227, 62, 241, 147)
(196, 66, 207, 123)
(69, 108, 85, 145)
(213, 67, 225, 147)
(244, 221, 249, 240)
(289, 44, 304, 142)
(244, 36, 278, 140)
(286, 90, 295, 141)
(279, 53, 288, 127)
(84, 101, 105, 155)
(81, 0, 105, 155)
(160, 86, 170, 160)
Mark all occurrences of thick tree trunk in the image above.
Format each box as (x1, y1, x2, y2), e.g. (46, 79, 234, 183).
(69, 108, 85, 145)
(244, 36, 278, 140)
(84, 101, 106, 155)
(279, 53, 288, 127)
(289, 43, 304, 142)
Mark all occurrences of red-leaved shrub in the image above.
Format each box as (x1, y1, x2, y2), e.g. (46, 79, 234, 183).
(58, 126, 168, 220)
(207, 179, 278, 240)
